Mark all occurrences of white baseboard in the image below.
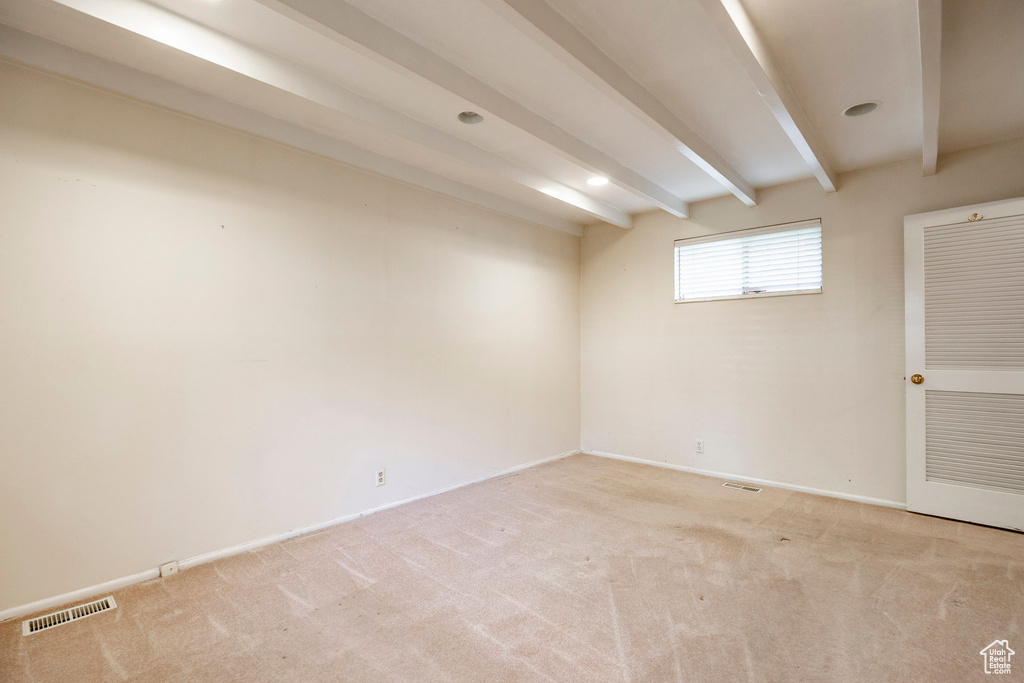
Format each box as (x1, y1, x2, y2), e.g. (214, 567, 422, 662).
(0, 568, 160, 626)
(179, 449, 580, 570)
(5, 448, 901, 623)
(0, 449, 579, 624)
(583, 450, 907, 510)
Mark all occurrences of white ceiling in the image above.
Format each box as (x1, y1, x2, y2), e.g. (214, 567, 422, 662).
(0, 0, 1020, 233)
(939, 0, 1024, 155)
(741, 0, 924, 173)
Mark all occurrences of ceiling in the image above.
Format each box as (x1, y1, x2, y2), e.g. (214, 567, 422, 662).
(0, 0, 1020, 234)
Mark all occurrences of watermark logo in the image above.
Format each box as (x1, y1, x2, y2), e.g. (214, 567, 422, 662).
(980, 640, 1014, 675)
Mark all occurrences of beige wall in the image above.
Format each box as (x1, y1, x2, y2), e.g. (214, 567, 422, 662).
(5, 51, 1024, 616)
(582, 136, 1024, 506)
(0, 61, 581, 613)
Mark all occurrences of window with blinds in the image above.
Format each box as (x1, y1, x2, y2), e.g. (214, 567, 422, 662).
(674, 220, 823, 303)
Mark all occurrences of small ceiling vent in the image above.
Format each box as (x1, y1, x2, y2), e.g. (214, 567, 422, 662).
(722, 482, 762, 493)
(842, 101, 880, 117)
(22, 597, 117, 636)
(457, 111, 484, 124)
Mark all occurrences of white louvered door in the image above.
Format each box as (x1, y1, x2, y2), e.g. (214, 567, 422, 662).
(905, 197, 1024, 531)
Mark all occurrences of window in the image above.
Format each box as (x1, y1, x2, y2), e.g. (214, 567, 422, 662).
(674, 220, 822, 303)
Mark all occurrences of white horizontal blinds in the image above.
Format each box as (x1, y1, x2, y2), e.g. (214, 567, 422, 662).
(923, 214, 1024, 369)
(925, 391, 1024, 494)
(676, 237, 742, 300)
(743, 228, 822, 294)
(674, 222, 822, 302)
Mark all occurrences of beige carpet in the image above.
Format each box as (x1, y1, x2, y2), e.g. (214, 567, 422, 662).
(2, 453, 1022, 681)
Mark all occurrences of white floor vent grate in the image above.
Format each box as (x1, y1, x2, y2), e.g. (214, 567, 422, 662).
(722, 482, 762, 493)
(22, 597, 117, 636)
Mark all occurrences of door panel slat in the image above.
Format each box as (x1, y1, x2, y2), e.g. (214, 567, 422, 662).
(925, 391, 1024, 495)
(924, 215, 1024, 370)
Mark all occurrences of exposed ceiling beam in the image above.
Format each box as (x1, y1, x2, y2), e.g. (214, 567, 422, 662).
(696, 0, 837, 193)
(482, 0, 757, 207)
(259, 0, 688, 218)
(0, 25, 584, 236)
(38, 0, 628, 227)
(917, 0, 942, 176)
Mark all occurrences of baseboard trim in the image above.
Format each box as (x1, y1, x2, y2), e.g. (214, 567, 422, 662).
(0, 568, 160, 626)
(179, 449, 579, 571)
(0, 449, 579, 624)
(583, 450, 907, 510)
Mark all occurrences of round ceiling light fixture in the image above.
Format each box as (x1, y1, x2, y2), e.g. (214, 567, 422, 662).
(458, 111, 484, 124)
(587, 176, 609, 186)
(843, 101, 880, 117)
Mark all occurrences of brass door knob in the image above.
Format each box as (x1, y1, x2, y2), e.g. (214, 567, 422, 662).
(911, 374, 924, 384)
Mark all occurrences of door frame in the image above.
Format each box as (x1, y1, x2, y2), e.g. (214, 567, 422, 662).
(904, 196, 1024, 531)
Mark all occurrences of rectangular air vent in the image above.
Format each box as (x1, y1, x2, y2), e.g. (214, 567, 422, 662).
(722, 482, 762, 493)
(22, 596, 117, 636)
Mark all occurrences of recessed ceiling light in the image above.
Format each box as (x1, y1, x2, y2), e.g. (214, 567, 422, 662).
(843, 101, 880, 117)
(458, 111, 484, 124)
(587, 176, 609, 186)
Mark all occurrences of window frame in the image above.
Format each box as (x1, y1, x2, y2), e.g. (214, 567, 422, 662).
(673, 219, 823, 304)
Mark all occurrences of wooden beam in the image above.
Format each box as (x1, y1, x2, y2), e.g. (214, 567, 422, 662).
(41, 0, 630, 227)
(484, 0, 757, 206)
(0, 25, 585, 235)
(918, 0, 942, 176)
(260, 0, 688, 218)
(696, 0, 837, 192)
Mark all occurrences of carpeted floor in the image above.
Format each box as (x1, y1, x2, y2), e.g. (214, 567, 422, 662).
(2, 453, 1022, 681)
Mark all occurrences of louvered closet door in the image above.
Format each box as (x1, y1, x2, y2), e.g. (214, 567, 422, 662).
(905, 197, 1024, 531)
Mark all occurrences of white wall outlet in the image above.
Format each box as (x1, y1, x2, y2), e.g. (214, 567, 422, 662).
(696, 439, 705, 455)
(159, 561, 179, 578)
(375, 468, 386, 487)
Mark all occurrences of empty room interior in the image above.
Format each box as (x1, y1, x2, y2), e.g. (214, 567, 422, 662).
(2, 0, 1024, 680)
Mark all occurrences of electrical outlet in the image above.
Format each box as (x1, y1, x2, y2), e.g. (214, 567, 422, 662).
(159, 561, 179, 578)
(375, 468, 386, 487)
(696, 439, 705, 455)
